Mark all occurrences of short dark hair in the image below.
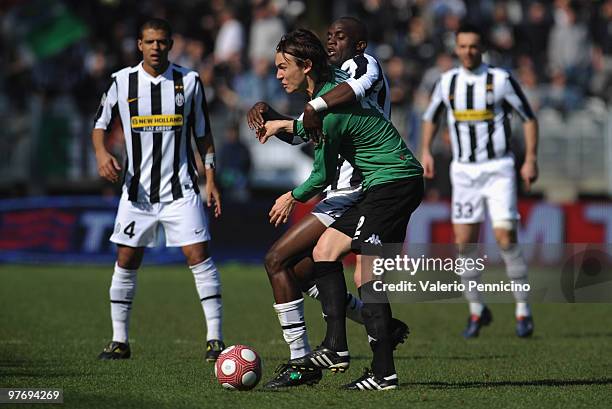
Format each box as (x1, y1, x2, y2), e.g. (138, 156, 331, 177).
(138, 18, 172, 39)
(456, 22, 484, 40)
(276, 29, 330, 80)
(336, 16, 368, 42)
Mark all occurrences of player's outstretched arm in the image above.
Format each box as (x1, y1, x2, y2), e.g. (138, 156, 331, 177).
(520, 119, 539, 192)
(421, 79, 445, 179)
(247, 101, 292, 130)
(257, 119, 295, 144)
(92, 128, 121, 183)
(247, 102, 302, 145)
(196, 135, 222, 218)
(420, 120, 438, 179)
(302, 82, 356, 144)
(502, 73, 539, 192)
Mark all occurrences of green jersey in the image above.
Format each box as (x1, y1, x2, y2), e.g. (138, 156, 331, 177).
(292, 67, 423, 202)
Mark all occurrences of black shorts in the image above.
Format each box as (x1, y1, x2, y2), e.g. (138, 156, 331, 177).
(330, 177, 424, 255)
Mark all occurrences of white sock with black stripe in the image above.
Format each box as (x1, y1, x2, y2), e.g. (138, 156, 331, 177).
(191, 258, 223, 341)
(109, 263, 137, 344)
(274, 298, 311, 359)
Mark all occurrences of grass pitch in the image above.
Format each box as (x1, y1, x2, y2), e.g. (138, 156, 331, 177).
(1, 263, 611, 408)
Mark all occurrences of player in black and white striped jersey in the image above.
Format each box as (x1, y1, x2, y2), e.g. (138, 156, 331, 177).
(420, 23, 539, 339)
(92, 18, 225, 362)
(247, 17, 408, 389)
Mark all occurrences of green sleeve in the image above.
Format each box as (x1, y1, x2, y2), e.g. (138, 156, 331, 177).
(292, 120, 310, 143)
(291, 114, 346, 202)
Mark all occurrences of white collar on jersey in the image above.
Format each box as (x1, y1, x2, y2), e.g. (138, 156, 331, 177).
(459, 63, 488, 78)
(137, 61, 174, 83)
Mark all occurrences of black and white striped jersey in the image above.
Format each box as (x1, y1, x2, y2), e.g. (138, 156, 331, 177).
(94, 62, 210, 203)
(423, 64, 535, 163)
(329, 52, 391, 192)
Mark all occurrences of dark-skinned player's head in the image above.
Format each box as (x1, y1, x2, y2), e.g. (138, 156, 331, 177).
(327, 17, 368, 66)
(274, 29, 330, 94)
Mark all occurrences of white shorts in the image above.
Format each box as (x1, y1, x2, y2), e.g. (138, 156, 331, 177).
(311, 188, 363, 227)
(450, 156, 519, 225)
(110, 194, 210, 248)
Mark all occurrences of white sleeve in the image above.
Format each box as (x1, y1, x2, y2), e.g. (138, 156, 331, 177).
(342, 55, 381, 101)
(93, 78, 119, 131)
(502, 74, 535, 121)
(422, 80, 446, 123)
(193, 76, 212, 138)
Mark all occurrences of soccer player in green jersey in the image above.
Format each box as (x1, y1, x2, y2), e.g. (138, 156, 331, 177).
(260, 29, 424, 390)
(248, 18, 409, 389)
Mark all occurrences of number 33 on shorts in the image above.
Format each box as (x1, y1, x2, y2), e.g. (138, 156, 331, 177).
(453, 202, 474, 220)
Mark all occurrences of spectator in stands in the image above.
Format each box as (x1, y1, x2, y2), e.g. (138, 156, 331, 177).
(540, 69, 584, 114)
(218, 121, 251, 202)
(248, 0, 285, 63)
(233, 57, 288, 114)
(547, 2, 591, 88)
(590, 0, 612, 103)
(214, 6, 244, 66)
(516, 1, 552, 80)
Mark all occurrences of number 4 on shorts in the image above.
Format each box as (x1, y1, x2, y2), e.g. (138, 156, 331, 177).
(123, 221, 136, 238)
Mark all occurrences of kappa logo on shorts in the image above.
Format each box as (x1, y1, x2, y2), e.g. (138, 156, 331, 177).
(364, 234, 382, 246)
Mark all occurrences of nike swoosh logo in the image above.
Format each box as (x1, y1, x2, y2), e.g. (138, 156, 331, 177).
(195, 229, 204, 235)
(127, 97, 139, 103)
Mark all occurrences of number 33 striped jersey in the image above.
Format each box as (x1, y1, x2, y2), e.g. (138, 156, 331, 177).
(94, 62, 210, 203)
(422, 64, 535, 163)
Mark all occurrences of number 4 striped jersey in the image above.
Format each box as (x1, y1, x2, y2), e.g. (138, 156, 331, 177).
(94, 62, 210, 203)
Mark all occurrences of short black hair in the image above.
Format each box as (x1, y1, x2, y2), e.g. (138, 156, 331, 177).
(336, 16, 368, 42)
(138, 18, 172, 39)
(456, 22, 484, 40)
(276, 29, 330, 80)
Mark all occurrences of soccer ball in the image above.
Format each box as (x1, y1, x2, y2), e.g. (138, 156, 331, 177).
(214, 345, 262, 390)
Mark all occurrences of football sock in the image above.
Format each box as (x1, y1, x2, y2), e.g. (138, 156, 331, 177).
(359, 281, 395, 379)
(305, 284, 364, 324)
(273, 298, 311, 359)
(191, 258, 223, 341)
(469, 302, 485, 317)
(499, 244, 530, 304)
(109, 262, 137, 344)
(345, 292, 365, 324)
(516, 302, 532, 318)
(459, 247, 484, 305)
(313, 261, 348, 352)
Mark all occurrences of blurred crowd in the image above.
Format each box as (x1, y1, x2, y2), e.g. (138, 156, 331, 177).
(1, 0, 611, 200)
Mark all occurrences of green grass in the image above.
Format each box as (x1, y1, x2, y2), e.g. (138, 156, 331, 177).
(1, 264, 611, 408)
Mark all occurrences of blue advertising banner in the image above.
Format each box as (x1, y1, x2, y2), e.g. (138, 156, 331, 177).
(0, 196, 280, 264)
(0, 196, 185, 264)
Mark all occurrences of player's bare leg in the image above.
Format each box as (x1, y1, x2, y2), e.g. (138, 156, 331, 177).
(99, 245, 144, 360)
(265, 214, 326, 303)
(262, 215, 329, 388)
(493, 223, 533, 337)
(182, 241, 224, 360)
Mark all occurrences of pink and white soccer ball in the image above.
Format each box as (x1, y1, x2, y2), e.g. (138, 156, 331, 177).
(214, 345, 262, 390)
